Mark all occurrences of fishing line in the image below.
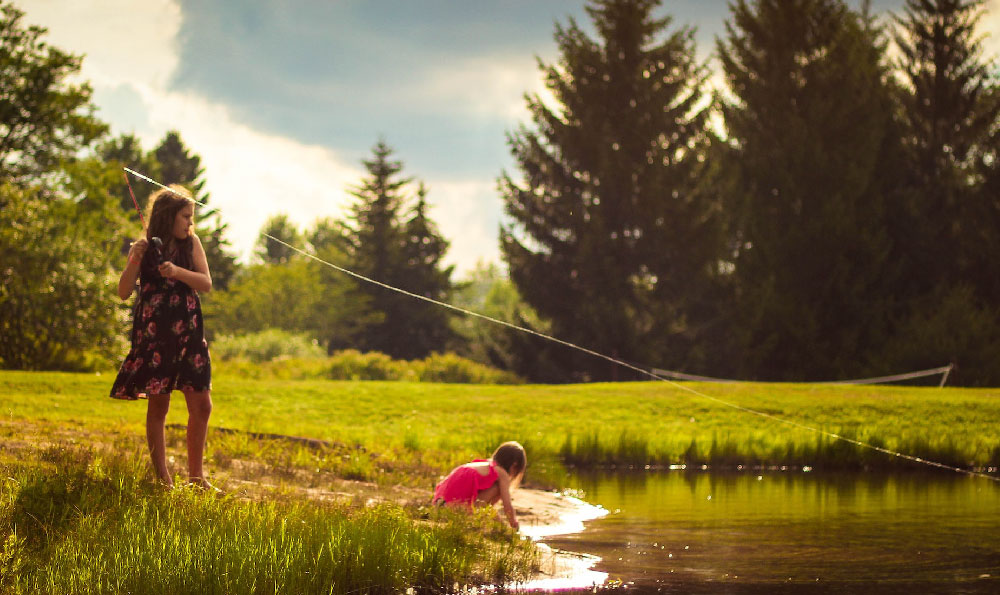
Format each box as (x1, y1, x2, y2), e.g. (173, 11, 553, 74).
(123, 168, 1000, 483)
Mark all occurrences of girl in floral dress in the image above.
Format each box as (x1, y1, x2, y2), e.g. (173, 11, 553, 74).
(111, 185, 217, 491)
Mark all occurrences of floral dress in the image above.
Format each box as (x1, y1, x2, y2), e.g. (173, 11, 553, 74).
(110, 250, 211, 399)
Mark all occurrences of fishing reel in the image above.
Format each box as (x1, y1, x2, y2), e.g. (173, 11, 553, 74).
(150, 236, 165, 266)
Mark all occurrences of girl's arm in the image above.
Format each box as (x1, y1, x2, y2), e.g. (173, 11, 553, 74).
(159, 235, 213, 292)
(118, 238, 148, 300)
(495, 468, 520, 530)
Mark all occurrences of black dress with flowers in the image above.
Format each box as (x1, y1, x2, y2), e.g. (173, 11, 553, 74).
(110, 250, 211, 399)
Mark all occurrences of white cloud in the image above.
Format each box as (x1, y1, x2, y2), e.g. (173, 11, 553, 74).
(19, 0, 500, 276)
(422, 178, 503, 274)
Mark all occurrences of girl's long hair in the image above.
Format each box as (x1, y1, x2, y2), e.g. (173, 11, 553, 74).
(145, 185, 194, 270)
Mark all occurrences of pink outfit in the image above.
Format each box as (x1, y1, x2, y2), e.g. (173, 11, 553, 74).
(433, 459, 498, 505)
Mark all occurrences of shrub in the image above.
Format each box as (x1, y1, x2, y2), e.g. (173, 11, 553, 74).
(415, 352, 522, 384)
(327, 349, 404, 381)
(211, 330, 326, 363)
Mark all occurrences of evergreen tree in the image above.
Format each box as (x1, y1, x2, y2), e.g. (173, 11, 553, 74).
(255, 214, 302, 265)
(341, 140, 456, 359)
(880, 0, 1000, 384)
(892, 0, 1000, 297)
(717, 0, 900, 380)
(499, 0, 720, 381)
(395, 183, 457, 358)
(0, 2, 106, 183)
(152, 131, 239, 290)
(98, 133, 161, 220)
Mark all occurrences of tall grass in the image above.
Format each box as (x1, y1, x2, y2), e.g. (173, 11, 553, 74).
(0, 446, 537, 594)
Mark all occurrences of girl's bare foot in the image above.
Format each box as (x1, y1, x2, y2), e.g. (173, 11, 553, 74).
(188, 477, 222, 495)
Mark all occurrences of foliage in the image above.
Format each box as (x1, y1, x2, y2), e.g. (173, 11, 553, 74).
(255, 214, 302, 265)
(0, 2, 106, 183)
(0, 184, 126, 370)
(210, 329, 326, 363)
(716, 0, 900, 380)
(879, 284, 1000, 386)
(202, 257, 370, 352)
(499, 0, 722, 382)
(341, 140, 458, 359)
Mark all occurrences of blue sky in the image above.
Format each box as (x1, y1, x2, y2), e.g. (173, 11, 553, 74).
(18, 0, 1000, 276)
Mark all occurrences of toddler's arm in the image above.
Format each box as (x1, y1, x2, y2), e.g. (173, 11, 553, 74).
(496, 469, 519, 530)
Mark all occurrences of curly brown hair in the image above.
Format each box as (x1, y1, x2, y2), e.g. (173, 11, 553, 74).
(144, 185, 194, 269)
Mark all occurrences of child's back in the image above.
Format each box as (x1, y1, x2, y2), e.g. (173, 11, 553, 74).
(432, 442, 526, 530)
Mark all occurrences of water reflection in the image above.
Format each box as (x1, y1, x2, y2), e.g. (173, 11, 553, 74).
(539, 470, 1000, 593)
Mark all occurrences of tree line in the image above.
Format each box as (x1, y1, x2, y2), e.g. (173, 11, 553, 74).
(499, 0, 1000, 385)
(2, 0, 999, 385)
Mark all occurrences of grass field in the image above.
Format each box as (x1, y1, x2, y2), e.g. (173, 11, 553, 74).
(1, 369, 998, 593)
(2, 369, 998, 474)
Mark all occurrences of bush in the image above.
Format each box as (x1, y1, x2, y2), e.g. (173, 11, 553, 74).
(209, 335, 521, 384)
(327, 349, 405, 381)
(415, 352, 521, 384)
(211, 330, 326, 363)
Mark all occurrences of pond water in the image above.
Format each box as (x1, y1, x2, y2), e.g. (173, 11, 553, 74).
(531, 470, 1000, 594)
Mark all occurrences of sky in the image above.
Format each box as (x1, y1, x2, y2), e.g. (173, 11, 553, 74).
(16, 0, 1000, 277)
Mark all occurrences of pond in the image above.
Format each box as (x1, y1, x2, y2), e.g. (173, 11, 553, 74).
(526, 470, 1000, 594)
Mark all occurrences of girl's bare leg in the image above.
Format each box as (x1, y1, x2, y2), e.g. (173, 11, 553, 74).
(183, 390, 213, 486)
(146, 393, 173, 486)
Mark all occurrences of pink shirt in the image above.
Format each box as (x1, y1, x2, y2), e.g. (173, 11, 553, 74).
(433, 459, 498, 505)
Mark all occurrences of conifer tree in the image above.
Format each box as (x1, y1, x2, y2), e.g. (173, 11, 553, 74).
(717, 0, 899, 380)
(499, 0, 721, 381)
(341, 140, 455, 359)
(152, 131, 239, 289)
(880, 0, 1000, 384)
(893, 0, 1000, 297)
(255, 214, 301, 265)
(395, 183, 457, 358)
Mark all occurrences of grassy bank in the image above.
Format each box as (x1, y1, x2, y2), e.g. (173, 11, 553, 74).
(2, 370, 997, 474)
(0, 370, 997, 592)
(0, 445, 535, 594)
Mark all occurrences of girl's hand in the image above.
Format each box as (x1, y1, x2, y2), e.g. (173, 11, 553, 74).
(128, 238, 148, 265)
(158, 261, 178, 278)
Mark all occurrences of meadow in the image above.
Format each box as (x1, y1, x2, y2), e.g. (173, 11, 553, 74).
(1, 369, 998, 593)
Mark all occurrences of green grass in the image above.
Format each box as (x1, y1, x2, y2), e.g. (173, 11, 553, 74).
(2, 369, 998, 474)
(0, 445, 536, 594)
(0, 369, 997, 593)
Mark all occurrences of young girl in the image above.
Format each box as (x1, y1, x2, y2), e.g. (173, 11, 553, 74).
(433, 441, 526, 530)
(110, 186, 216, 491)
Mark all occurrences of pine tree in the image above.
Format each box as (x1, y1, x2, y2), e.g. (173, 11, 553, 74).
(893, 0, 1000, 297)
(152, 131, 239, 289)
(880, 0, 1000, 384)
(395, 183, 457, 358)
(499, 0, 720, 381)
(341, 140, 455, 359)
(717, 0, 899, 380)
(255, 214, 301, 265)
(98, 133, 161, 220)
